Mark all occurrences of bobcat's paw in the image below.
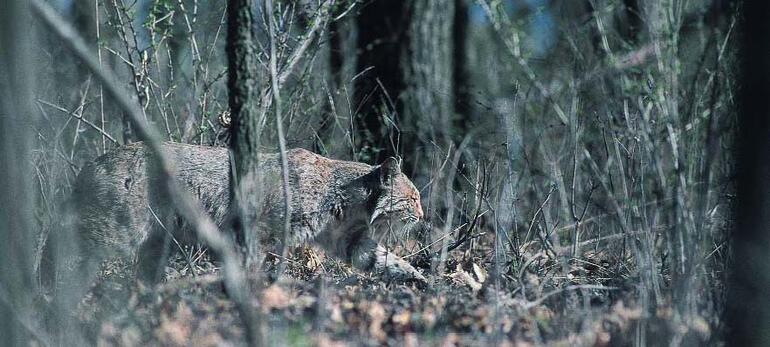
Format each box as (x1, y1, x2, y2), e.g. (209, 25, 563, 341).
(375, 248, 427, 284)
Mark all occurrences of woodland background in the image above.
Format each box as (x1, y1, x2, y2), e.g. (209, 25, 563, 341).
(1, 0, 765, 346)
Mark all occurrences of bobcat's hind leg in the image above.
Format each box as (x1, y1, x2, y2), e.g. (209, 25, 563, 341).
(45, 240, 103, 344)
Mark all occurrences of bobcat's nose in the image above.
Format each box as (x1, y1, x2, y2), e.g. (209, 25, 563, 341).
(415, 201, 424, 219)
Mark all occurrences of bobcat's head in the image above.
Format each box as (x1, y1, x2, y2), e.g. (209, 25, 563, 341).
(368, 157, 424, 234)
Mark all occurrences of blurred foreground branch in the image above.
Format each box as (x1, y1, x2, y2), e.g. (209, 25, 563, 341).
(0, 0, 39, 345)
(30, 1, 260, 344)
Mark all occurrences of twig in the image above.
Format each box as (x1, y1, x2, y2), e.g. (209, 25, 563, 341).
(446, 167, 488, 253)
(254, 0, 335, 133)
(475, 0, 568, 124)
(555, 228, 669, 254)
(95, 0, 106, 152)
(571, 184, 595, 257)
(146, 204, 196, 277)
(404, 218, 483, 259)
(524, 285, 618, 309)
(266, 0, 293, 279)
(278, 0, 334, 87)
(523, 185, 557, 246)
(436, 133, 475, 279)
(36, 99, 118, 144)
(267, 251, 298, 265)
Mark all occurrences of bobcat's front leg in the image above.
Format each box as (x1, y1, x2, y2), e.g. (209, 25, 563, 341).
(135, 223, 173, 285)
(135, 201, 176, 285)
(346, 235, 426, 282)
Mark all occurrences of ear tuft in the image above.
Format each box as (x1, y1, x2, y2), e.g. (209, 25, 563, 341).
(379, 157, 401, 184)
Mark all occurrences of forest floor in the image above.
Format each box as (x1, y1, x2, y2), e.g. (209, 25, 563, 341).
(70, 236, 716, 347)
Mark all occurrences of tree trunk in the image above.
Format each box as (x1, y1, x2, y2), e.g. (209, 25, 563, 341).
(726, 1, 770, 345)
(401, 0, 455, 178)
(619, 0, 641, 43)
(354, 0, 409, 164)
(225, 0, 263, 343)
(0, 0, 36, 345)
(228, 0, 261, 177)
(452, 0, 470, 137)
(354, 0, 454, 178)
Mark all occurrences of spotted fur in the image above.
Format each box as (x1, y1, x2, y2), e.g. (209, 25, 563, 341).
(44, 142, 426, 295)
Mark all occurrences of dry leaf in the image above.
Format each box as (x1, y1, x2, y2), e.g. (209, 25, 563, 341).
(366, 302, 387, 341)
(392, 310, 411, 326)
(153, 301, 194, 346)
(440, 332, 459, 347)
(314, 334, 347, 347)
(447, 263, 483, 292)
(299, 246, 323, 272)
(690, 316, 711, 338)
(404, 333, 419, 347)
(261, 284, 291, 311)
(472, 263, 487, 284)
(612, 301, 642, 321)
(593, 330, 611, 347)
(330, 304, 343, 323)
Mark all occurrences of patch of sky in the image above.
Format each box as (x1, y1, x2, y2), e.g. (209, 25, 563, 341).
(134, 0, 152, 51)
(56, 0, 153, 50)
(469, 0, 556, 57)
(54, 0, 73, 15)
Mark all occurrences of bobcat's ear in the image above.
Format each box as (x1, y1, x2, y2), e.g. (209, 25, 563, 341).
(378, 156, 401, 184)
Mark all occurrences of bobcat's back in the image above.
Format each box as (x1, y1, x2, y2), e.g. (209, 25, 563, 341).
(71, 142, 423, 260)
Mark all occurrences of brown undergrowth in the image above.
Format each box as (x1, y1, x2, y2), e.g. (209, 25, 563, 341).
(70, 228, 721, 346)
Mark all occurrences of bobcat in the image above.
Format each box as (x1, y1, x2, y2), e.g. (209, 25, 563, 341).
(45, 142, 426, 297)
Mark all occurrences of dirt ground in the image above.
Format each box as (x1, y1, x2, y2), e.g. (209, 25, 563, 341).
(60, 231, 720, 347)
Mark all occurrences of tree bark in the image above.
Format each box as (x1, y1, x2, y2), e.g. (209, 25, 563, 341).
(226, 0, 263, 344)
(401, 0, 455, 178)
(228, 0, 261, 176)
